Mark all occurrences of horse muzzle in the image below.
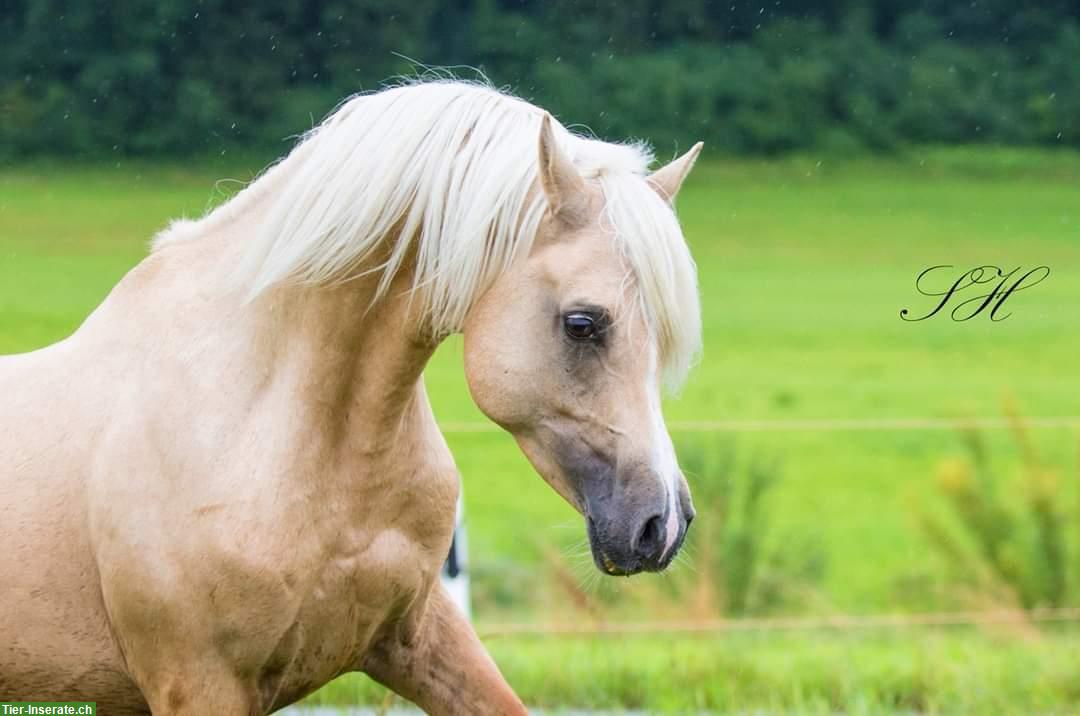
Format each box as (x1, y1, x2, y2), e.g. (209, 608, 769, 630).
(585, 501, 691, 576)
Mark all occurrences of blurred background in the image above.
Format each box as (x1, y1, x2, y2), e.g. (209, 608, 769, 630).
(3, 2, 1079, 158)
(2, 2, 1079, 713)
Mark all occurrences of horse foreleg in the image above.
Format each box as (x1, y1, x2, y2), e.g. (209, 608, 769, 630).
(363, 583, 528, 715)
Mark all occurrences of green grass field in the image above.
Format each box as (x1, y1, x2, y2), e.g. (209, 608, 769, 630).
(304, 628, 1080, 714)
(2, 148, 1078, 712)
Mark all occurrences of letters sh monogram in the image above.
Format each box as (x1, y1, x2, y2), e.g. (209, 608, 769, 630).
(900, 265, 1050, 322)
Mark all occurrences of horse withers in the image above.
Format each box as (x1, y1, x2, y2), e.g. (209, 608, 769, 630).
(0, 81, 702, 714)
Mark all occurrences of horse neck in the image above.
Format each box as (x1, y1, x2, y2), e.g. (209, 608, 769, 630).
(162, 206, 439, 458)
(144, 139, 450, 458)
(237, 260, 446, 463)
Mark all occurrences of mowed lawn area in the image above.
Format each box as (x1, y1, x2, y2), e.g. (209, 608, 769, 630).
(2, 149, 1078, 712)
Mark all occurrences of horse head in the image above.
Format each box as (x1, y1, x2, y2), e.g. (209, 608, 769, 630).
(463, 116, 703, 576)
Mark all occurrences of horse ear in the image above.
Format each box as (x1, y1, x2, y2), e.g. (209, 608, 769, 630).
(648, 142, 704, 204)
(538, 114, 588, 226)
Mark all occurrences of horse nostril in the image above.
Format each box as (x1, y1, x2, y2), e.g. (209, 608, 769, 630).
(634, 514, 665, 560)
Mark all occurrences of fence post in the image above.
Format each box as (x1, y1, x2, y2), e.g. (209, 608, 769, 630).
(441, 493, 471, 619)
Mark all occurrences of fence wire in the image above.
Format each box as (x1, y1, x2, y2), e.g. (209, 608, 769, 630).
(478, 607, 1080, 638)
(441, 416, 1080, 434)
(453, 417, 1080, 637)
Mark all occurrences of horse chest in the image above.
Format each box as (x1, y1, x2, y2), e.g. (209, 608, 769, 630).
(316, 525, 434, 620)
(271, 516, 449, 697)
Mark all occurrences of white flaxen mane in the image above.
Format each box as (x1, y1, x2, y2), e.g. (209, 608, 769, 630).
(156, 80, 700, 388)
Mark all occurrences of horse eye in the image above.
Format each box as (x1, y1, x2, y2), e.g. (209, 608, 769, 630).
(564, 312, 598, 341)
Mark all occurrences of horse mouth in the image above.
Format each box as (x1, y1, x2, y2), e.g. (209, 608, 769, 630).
(586, 516, 641, 576)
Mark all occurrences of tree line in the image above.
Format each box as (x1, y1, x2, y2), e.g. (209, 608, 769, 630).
(2, 1, 1078, 158)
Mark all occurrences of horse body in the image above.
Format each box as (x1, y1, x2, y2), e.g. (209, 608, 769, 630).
(1, 210, 470, 711)
(0, 81, 702, 714)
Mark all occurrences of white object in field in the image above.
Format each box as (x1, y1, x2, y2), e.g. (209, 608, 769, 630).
(440, 493, 470, 619)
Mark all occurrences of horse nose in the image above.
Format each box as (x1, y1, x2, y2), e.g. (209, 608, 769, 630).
(632, 512, 666, 564)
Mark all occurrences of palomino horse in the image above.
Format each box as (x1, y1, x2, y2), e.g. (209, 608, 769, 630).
(0, 81, 702, 714)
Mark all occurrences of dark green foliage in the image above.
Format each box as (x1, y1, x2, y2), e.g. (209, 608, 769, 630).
(2, 1, 1079, 158)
